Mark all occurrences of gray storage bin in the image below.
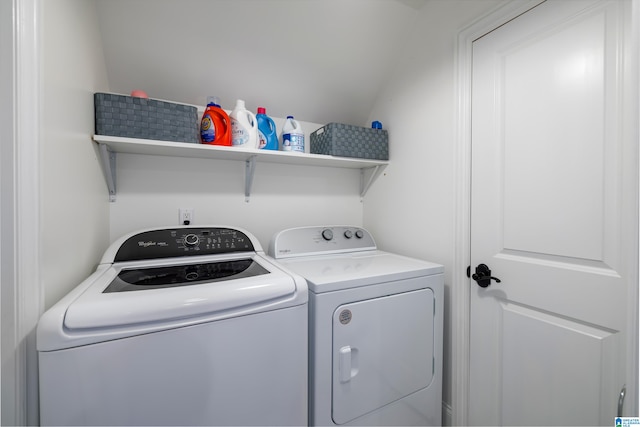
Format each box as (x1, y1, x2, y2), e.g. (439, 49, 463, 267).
(94, 93, 199, 143)
(310, 123, 389, 160)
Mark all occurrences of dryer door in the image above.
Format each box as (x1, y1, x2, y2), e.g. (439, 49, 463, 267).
(332, 288, 435, 424)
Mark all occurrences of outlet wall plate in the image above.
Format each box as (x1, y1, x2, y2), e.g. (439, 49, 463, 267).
(179, 208, 194, 225)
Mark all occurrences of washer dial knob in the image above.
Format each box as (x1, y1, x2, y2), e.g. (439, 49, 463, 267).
(344, 230, 353, 239)
(184, 234, 200, 247)
(321, 229, 334, 241)
(355, 229, 364, 239)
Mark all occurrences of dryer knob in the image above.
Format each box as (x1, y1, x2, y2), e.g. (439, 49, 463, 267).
(184, 234, 199, 247)
(344, 230, 353, 239)
(321, 229, 334, 241)
(355, 229, 364, 239)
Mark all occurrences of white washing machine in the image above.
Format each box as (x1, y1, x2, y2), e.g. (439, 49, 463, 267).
(269, 225, 444, 426)
(37, 226, 308, 426)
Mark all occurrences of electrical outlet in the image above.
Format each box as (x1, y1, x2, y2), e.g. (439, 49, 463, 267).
(179, 208, 194, 225)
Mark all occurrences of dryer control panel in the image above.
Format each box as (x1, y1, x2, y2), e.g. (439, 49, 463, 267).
(269, 226, 377, 259)
(113, 227, 256, 262)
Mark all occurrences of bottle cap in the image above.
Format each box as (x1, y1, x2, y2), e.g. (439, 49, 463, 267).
(207, 96, 221, 107)
(372, 121, 382, 129)
(130, 90, 148, 98)
(287, 115, 294, 119)
(235, 99, 246, 109)
(257, 107, 266, 114)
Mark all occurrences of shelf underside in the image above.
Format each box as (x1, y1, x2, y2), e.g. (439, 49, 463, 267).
(93, 135, 388, 202)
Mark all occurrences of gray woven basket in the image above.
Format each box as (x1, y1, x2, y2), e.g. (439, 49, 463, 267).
(310, 123, 389, 160)
(94, 93, 199, 143)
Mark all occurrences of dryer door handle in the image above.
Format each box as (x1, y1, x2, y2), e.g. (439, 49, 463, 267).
(339, 346, 359, 383)
(339, 346, 352, 383)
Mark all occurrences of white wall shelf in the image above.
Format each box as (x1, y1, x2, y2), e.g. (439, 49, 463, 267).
(93, 135, 388, 202)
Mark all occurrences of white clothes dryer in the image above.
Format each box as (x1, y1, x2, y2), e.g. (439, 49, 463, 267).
(269, 226, 444, 426)
(38, 226, 308, 426)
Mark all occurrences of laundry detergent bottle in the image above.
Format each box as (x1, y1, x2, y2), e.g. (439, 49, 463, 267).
(200, 96, 231, 146)
(230, 99, 258, 149)
(282, 116, 304, 152)
(256, 107, 278, 150)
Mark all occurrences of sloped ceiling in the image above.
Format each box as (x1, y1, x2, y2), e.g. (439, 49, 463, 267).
(95, 0, 428, 126)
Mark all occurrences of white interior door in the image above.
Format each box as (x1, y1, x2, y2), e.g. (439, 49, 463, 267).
(469, 0, 637, 425)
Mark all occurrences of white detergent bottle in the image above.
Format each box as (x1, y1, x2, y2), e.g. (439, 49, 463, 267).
(230, 99, 258, 149)
(281, 116, 304, 152)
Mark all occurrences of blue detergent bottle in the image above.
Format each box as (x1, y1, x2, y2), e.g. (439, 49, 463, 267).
(256, 107, 278, 150)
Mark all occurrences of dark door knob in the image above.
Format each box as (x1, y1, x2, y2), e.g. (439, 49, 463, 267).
(471, 263, 501, 288)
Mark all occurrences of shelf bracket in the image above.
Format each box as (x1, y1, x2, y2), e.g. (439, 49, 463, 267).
(360, 164, 386, 200)
(245, 155, 257, 202)
(98, 143, 117, 202)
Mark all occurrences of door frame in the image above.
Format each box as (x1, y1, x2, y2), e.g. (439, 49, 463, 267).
(452, 0, 639, 424)
(1, 0, 43, 425)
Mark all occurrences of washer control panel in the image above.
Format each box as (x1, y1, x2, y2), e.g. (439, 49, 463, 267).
(114, 227, 256, 262)
(269, 226, 376, 259)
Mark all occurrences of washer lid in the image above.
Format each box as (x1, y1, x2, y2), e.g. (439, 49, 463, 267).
(277, 250, 444, 293)
(63, 254, 298, 330)
(102, 257, 269, 293)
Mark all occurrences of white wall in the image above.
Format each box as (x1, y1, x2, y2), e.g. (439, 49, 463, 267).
(42, 0, 110, 309)
(109, 141, 364, 249)
(364, 0, 506, 419)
